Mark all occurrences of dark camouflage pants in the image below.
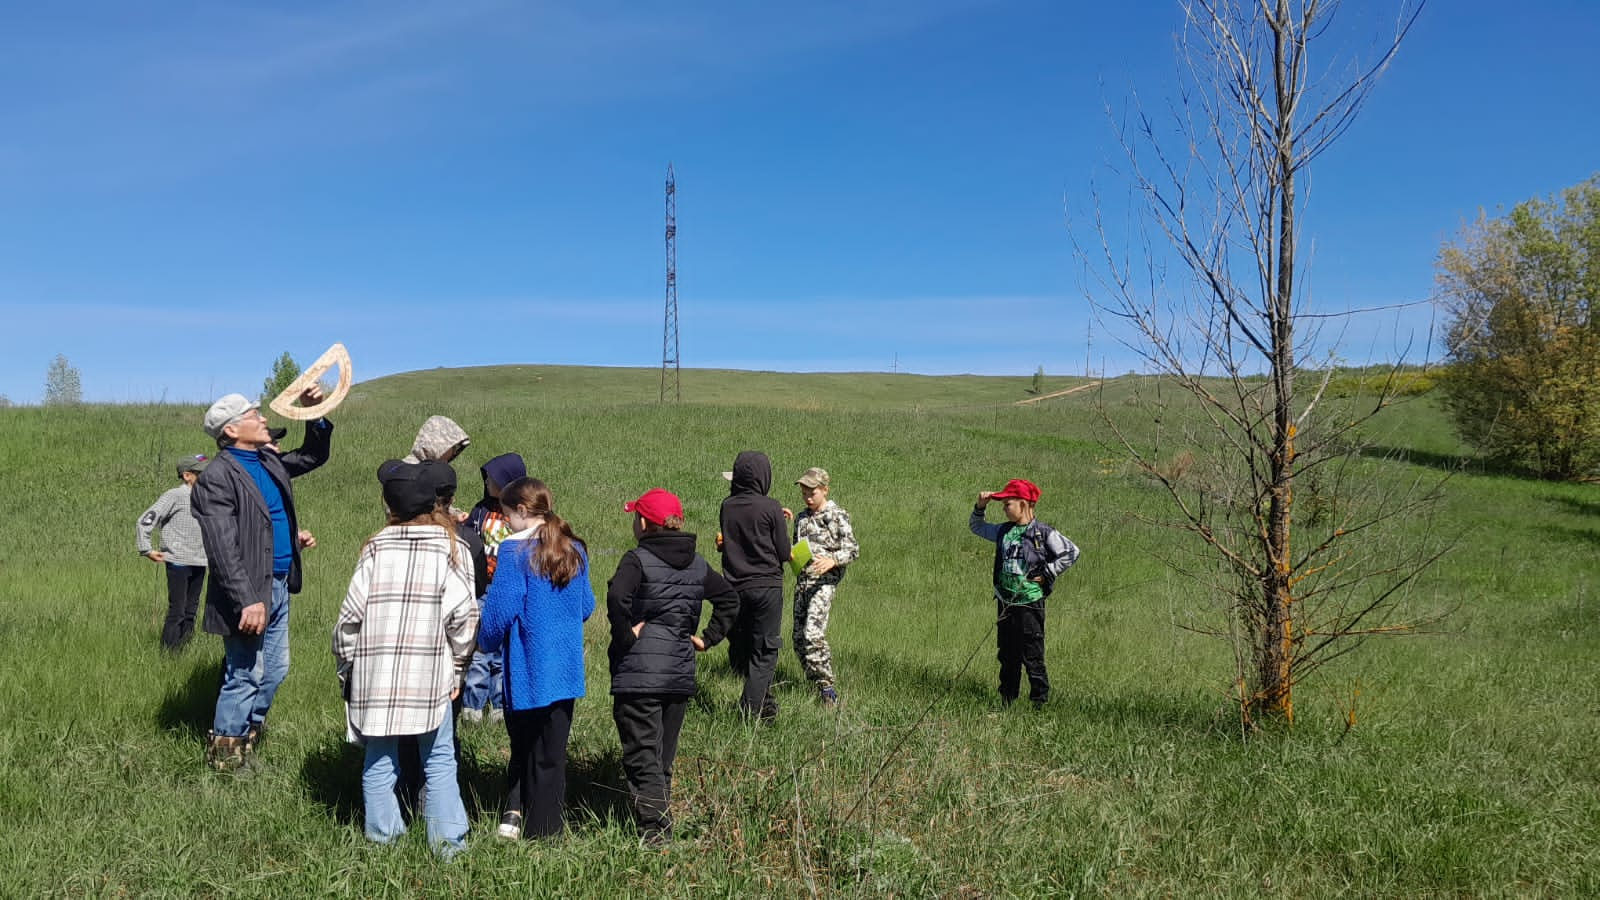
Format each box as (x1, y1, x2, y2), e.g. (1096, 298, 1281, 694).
(793, 580, 836, 688)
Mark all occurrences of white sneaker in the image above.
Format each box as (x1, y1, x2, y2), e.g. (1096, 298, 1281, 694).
(496, 811, 523, 840)
(487, 708, 505, 724)
(460, 708, 484, 724)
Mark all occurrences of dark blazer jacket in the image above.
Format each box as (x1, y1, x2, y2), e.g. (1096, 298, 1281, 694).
(192, 419, 333, 637)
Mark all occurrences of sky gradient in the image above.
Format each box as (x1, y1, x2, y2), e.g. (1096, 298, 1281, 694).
(2, 0, 1597, 402)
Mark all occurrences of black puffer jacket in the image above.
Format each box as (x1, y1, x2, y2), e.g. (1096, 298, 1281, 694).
(607, 531, 739, 696)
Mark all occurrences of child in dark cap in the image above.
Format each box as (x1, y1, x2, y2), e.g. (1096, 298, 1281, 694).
(334, 459, 480, 857)
(137, 454, 211, 651)
(968, 479, 1080, 708)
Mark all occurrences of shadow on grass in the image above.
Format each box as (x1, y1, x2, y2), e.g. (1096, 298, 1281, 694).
(1547, 495, 1600, 518)
(155, 658, 221, 739)
(299, 734, 364, 825)
(1537, 525, 1600, 550)
(853, 650, 1234, 741)
(566, 745, 632, 829)
(297, 725, 517, 829)
(1361, 445, 1486, 476)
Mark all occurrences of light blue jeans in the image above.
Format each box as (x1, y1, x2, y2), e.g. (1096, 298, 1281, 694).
(361, 710, 469, 855)
(461, 647, 503, 712)
(213, 576, 290, 738)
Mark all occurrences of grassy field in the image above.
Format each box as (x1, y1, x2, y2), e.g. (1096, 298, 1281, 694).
(0, 365, 1596, 897)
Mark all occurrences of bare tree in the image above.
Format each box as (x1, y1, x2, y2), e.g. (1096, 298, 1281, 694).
(1076, 0, 1444, 727)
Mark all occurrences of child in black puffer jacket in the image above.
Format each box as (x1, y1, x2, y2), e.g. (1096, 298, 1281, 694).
(606, 488, 739, 845)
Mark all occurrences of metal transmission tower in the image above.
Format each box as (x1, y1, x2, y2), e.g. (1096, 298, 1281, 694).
(660, 164, 680, 403)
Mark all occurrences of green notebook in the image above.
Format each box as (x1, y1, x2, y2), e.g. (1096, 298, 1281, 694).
(790, 539, 812, 576)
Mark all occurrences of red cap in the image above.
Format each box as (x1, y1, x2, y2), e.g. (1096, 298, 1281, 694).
(990, 478, 1040, 503)
(624, 488, 683, 526)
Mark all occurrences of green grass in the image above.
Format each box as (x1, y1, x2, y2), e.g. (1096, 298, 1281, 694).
(1, 366, 1596, 897)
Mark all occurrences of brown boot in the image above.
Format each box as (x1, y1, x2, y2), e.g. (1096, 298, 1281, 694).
(244, 723, 266, 755)
(206, 734, 246, 772)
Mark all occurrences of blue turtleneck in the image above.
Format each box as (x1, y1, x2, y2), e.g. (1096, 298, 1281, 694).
(226, 448, 293, 575)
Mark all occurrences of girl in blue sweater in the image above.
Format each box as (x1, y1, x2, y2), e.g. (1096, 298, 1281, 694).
(476, 477, 595, 840)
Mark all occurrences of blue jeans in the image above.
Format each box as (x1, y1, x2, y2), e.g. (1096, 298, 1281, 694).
(362, 711, 469, 855)
(461, 647, 503, 711)
(213, 576, 290, 738)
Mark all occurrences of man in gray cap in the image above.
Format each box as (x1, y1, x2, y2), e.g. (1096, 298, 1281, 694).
(192, 385, 333, 770)
(136, 454, 212, 652)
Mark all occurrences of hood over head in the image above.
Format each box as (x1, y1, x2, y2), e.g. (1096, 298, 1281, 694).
(480, 452, 528, 503)
(404, 416, 470, 464)
(728, 450, 772, 496)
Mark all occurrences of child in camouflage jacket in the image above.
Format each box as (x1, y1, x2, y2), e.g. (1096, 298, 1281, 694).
(786, 467, 859, 705)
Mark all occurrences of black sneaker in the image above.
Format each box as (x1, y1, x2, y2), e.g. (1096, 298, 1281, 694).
(496, 810, 523, 841)
(819, 686, 839, 706)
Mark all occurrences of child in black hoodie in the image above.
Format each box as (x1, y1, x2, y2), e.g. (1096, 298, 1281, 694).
(718, 450, 792, 720)
(607, 488, 738, 845)
(460, 452, 527, 722)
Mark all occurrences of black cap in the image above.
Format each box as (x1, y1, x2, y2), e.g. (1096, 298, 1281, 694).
(267, 426, 288, 442)
(377, 458, 450, 520)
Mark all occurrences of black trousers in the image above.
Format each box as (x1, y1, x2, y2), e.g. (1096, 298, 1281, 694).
(996, 599, 1049, 704)
(731, 585, 784, 717)
(161, 563, 206, 651)
(612, 694, 688, 836)
(504, 700, 575, 839)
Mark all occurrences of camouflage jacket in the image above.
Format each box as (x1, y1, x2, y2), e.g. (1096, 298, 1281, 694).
(793, 500, 859, 584)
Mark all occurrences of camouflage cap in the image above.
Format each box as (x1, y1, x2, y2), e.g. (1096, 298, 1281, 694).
(176, 454, 210, 476)
(795, 467, 830, 488)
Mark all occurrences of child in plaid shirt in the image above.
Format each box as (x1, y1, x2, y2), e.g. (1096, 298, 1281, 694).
(334, 460, 480, 857)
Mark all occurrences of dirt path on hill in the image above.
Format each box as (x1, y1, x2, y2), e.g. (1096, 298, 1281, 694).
(1014, 380, 1102, 405)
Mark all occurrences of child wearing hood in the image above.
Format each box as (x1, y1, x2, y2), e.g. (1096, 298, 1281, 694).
(402, 416, 470, 465)
(460, 452, 527, 722)
(719, 450, 791, 721)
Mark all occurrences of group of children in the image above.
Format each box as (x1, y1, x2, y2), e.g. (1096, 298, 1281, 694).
(140, 417, 1079, 856)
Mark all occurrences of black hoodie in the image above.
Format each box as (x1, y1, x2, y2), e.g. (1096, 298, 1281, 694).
(718, 450, 792, 590)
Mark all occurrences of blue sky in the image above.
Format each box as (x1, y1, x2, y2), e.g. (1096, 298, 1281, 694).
(1, 0, 1596, 403)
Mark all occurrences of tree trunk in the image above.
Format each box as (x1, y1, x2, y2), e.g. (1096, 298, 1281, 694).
(1258, 0, 1298, 723)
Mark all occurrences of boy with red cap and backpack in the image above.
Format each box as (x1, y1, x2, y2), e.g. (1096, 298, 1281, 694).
(969, 478, 1079, 709)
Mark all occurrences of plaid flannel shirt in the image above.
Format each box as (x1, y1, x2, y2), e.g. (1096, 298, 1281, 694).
(333, 525, 480, 738)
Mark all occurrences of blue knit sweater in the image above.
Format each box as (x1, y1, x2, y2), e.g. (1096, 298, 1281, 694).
(477, 532, 595, 710)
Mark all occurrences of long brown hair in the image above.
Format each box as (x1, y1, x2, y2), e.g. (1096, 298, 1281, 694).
(361, 508, 461, 567)
(499, 477, 585, 588)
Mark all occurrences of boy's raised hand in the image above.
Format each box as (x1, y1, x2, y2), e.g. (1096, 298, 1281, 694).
(976, 491, 995, 508)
